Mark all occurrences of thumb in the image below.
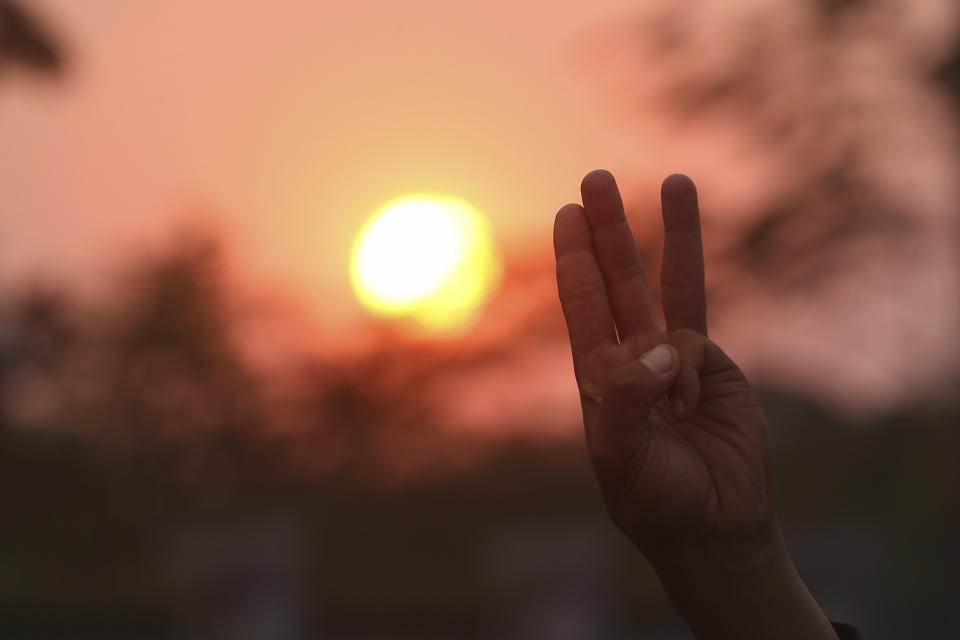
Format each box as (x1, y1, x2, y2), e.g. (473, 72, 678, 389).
(602, 343, 681, 421)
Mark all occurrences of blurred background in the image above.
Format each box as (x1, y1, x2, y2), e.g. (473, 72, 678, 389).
(1, 0, 958, 638)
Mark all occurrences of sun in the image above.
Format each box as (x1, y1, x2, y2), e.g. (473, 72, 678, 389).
(350, 194, 501, 333)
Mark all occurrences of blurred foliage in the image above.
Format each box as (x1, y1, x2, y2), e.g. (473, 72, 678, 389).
(0, 1, 63, 75)
(631, 0, 957, 298)
(931, 7, 960, 110)
(721, 155, 920, 291)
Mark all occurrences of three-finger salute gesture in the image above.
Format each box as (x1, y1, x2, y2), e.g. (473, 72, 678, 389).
(553, 170, 838, 640)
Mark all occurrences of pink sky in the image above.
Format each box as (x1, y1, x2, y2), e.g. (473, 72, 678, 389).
(0, 0, 662, 309)
(1, 0, 958, 427)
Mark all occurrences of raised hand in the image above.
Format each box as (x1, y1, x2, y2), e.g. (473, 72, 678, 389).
(554, 169, 774, 550)
(553, 171, 836, 640)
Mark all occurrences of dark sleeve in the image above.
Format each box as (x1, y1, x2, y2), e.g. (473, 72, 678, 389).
(831, 621, 863, 639)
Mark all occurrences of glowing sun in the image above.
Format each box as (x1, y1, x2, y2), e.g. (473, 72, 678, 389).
(350, 194, 501, 332)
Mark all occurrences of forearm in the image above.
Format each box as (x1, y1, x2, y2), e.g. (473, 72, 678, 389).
(649, 524, 837, 640)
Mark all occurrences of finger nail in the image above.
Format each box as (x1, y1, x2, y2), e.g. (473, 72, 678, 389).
(640, 344, 674, 376)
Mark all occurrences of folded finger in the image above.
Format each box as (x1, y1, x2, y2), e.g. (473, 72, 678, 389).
(667, 328, 706, 420)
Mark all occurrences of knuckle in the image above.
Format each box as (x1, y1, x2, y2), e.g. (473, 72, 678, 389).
(607, 253, 646, 281)
(578, 384, 604, 408)
(559, 277, 605, 306)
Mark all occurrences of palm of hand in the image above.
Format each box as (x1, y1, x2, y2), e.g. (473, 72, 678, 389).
(555, 171, 775, 551)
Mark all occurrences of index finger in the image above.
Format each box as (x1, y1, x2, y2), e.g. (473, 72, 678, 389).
(554, 202, 617, 360)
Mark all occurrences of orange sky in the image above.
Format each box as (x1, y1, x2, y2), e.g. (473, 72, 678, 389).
(1, 0, 958, 425)
(0, 0, 664, 315)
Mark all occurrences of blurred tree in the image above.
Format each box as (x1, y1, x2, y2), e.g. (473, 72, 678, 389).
(932, 14, 960, 110)
(0, 0, 66, 435)
(631, 0, 947, 296)
(0, 0, 63, 75)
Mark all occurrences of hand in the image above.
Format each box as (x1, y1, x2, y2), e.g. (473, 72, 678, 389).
(554, 171, 836, 639)
(554, 169, 774, 553)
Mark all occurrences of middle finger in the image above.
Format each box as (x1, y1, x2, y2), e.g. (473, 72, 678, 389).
(580, 169, 660, 340)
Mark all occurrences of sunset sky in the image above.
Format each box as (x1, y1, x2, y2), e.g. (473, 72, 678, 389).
(1, 0, 958, 426)
(0, 0, 663, 306)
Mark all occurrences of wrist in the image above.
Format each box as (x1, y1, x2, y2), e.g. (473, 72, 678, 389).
(647, 518, 783, 588)
(647, 522, 837, 640)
